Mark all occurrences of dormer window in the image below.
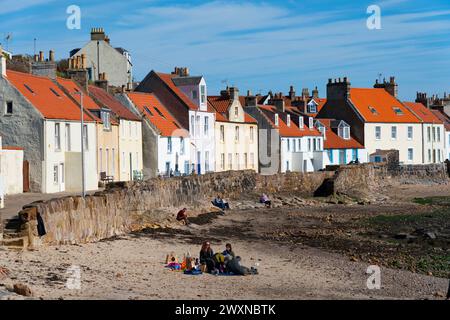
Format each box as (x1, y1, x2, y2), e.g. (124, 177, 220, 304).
(307, 101, 317, 114)
(274, 114, 279, 127)
(393, 107, 404, 115)
(338, 123, 350, 140)
(286, 115, 291, 127)
(299, 116, 304, 129)
(101, 110, 111, 131)
(200, 85, 206, 104)
(309, 117, 313, 130)
(369, 106, 379, 115)
(192, 90, 198, 100)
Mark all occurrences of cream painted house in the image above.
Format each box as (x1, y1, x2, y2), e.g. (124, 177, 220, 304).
(208, 87, 259, 172)
(404, 102, 446, 164)
(0, 137, 23, 197)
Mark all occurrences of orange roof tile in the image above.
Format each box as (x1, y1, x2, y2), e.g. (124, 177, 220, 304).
(127, 92, 188, 137)
(258, 105, 322, 137)
(6, 70, 94, 122)
(208, 96, 257, 124)
(88, 86, 141, 121)
(403, 102, 443, 124)
(57, 77, 99, 110)
(317, 119, 364, 149)
(349, 88, 421, 123)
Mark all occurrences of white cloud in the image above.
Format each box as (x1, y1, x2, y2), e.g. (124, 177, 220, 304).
(0, 0, 56, 15)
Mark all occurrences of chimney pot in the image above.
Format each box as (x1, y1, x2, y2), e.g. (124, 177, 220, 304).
(49, 50, 55, 62)
(39, 51, 44, 62)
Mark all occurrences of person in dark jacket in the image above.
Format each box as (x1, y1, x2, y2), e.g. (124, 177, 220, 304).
(222, 243, 236, 259)
(176, 208, 189, 225)
(199, 241, 215, 272)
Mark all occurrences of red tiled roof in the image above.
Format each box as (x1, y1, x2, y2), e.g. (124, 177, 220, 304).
(258, 105, 322, 137)
(404, 102, 443, 124)
(349, 88, 421, 123)
(88, 85, 141, 121)
(6, 70, 94, 122)
(127, 92, 188, 137)
(57, 77, 99, 110)
(430, 109, 450, 131)
(208, 96, 257, 124)
(156, 72, 199, 111)
(317, 119, 364, 149)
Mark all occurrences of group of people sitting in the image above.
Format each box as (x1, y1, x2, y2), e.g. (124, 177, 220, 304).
(212, 195, 230, 211)
(199, 242, 258, 276)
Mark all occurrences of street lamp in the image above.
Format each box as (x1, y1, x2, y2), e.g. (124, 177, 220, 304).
(73, 91, 86, 198)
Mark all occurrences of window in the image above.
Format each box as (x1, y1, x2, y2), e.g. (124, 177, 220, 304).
(338, 126, 350, 140)
(106, 149, 110, 175)
(438, 149, 441, 162)
(228, 153, 232, 170)
(313, 139, 317, 151)
(433, 127, 436, 142)
(144, 107, 153, 116)
(308, 138, 311, 152)
(122, 152, 126, 171)
(180, 138, 185, 155)
(375, 126, 381, 140)
(204, 117, 209, 135)
(60, 163, 64, 184)
(65, 124, 71, 151)
(317, 139, 322, 151)
(407, 126, 413, 140)
(234, 107, 239, 117)
(101, 111, 111, 131)
(221, 153, 225, 170)
(250, 127, 254, 143)
(192, 90, 198, 100)
(5, 101, 13, 115)
(391, 126, 397, 140)
(369, 106, 378, 115)
(393, 107, 404, 115)
(196, 116, 200, 136)
(274, 114, 279, 127)
(427, 127, 431, 142)
(24, 84, 35, 94)
(205, 151, 209, 172)
(408, 148, 414, 161)
(244, 153, 248, 168)
(200, 85, 206, 104)
(99, 148, 103, 172)
(286, 161, 290, 172)
(53, 165, 59, 184)
(309, 117, 313, 129)
(167, 137, 173, 154)
(352, 149, 358, 161)
(298, 139, 301, 151)
(293, 139, 297, 152)
(235, 153, 240, 170)
(235, 126, 239, 142)
(308, 103, 317, 114)
(154, 107, 165, 118)
(286, 115, 291, 127)
(299, 117, 304, 129)
(428, 149, 432, 162)
(339, 150, 347, 165)
(112, 149, 115, 176)
(250, 153, 255, 169)
(287, 139, 290, 152)
(191, 116, 195, 136)
(220, 125, 225, 142)
(437, 127, 441, 142)
(83, 125, 89, 150)
(55, 123, 61, 151)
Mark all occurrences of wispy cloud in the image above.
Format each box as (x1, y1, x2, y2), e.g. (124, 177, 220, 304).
(0, 0, 56, 15)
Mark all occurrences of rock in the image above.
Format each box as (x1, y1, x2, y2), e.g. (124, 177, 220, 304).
(13, 283, 32, 297)
(425, 232, 436, 240)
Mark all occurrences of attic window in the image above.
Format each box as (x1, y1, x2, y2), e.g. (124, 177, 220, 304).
(286, 115, 291, 127)
(274, 114, 279, 127)
(24, 84, 35, 94)
(299, 116, 304, 129)
(154, 107, 165, 118)
(393, 107, 404, 115)
(368, 106, 379, 115)
(50, 88, 61, 97)
(144, 106, 153, 116)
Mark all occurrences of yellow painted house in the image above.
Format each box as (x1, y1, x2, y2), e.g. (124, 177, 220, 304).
(208, 87, 259, 172)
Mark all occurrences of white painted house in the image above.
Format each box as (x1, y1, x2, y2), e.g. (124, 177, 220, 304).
(135, 68, 215, 175)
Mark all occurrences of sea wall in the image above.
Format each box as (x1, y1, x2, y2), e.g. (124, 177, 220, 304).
(6, 163, 449, 247)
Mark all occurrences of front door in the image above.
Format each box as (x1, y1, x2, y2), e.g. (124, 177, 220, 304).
(197, 151, 201, 174)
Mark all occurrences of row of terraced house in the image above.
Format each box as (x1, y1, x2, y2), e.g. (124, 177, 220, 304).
(1, 28, 450, 196)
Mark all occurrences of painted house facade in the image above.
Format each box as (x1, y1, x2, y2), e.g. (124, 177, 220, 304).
(404, 102, 445, 164)
(244, 93, 325, 174)
(429, 109, 450, 161)
(314, 119, 367, 165)
(121, 92, 190, 177)
(70, 28, 133, 88)
(56, 77, 120, 183)
(0, 138, 23, 196)
(317, 77, 424, 165)
(89, 86, 143, 181)
(208, 87, 259, 172)
(135, 68, 215, 175)
(0, 69, 97, 193)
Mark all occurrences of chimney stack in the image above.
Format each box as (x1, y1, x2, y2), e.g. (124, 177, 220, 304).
(272, 92, 285, 113)
(172, 66, 190, 77)
(289, 85, 296, 101)
(312, 86, 319, 99)
(327, 77, 351, 101)
(49, 50, 55, 62)
(31, 49, 57, 79)
(374, 76, 398, 98)
(91, 27, 106, 41)
(245, 90, 257, 107)
(229, 87, 239, 101)
(39, 51, 44, 62)
(0, 46, 6, 78)
(95, 72, 109, 92)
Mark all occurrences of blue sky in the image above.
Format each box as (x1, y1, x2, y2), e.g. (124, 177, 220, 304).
(1, 0, 450, 100)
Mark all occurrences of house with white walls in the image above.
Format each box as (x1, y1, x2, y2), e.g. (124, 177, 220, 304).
(121, 92, 190, 177)
(244, 93, 326, 174)
(317, 77, 424, 165)
(0, 136, 23, 198)
(135, 67, 215, 175)
(208, 87, 259, 172)
(0, 64, 98, 193)
(404, 102, 445, 164)
(430, 109, 450, 161)
(314, 119, 367, 165)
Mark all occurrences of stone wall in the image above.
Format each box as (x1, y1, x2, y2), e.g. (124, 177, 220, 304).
(6, 163, 449, 247)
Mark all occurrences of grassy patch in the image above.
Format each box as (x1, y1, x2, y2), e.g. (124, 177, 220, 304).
(413, 196, 450, 206)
